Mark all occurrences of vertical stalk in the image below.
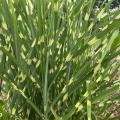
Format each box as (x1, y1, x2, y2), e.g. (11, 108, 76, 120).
(86, 80, 91, 120)
(44, 43, 49, 120)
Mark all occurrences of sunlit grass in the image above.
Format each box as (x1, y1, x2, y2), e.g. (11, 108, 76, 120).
(0, 0, 120, 120)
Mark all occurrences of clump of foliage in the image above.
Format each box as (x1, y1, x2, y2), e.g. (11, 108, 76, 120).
(0, 0, 120, 120)
(0, 98, 10, 120)
(95, 0, 120, 8)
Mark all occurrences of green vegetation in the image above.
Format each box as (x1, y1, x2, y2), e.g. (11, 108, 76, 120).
(0, 0, 120, 120)
(95, 0, 120, 8)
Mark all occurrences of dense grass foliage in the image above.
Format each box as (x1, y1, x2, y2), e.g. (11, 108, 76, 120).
(0, 0, 120, 120)
(95, 0, 120, 8)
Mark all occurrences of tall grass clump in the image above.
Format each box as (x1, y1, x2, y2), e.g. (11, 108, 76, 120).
(0, 0, 120, 120)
